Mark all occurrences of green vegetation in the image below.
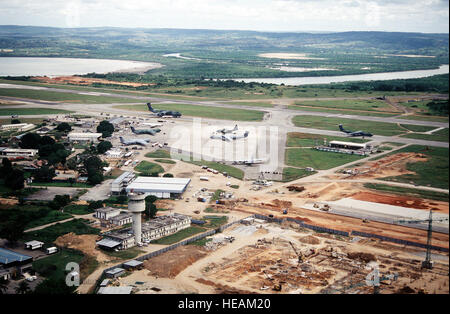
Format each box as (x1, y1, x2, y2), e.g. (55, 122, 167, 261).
(378, 145, 449, 189)
(154, 159, 176, 164)
(230, 185, 239, 189)
(135, 161, 164, 175)
(286, 132, 368, 147)
(293, 99, 395, 112)
(0, 88, 139, 104)
(188, 237, 213, 246)
(400, 124, 436, 133)
(25, 211, 73, 230)
(183, 159, 244, 180)
(211, 189, 226, 202)
(398, 115, 449, 123)
(63, 204, 94, 215)
(291, 115, 434, 136)
(150, 226, 206, 245)
(364, 183, 449, 202)
(202, 215, 228, 229)
(22, 219, 100, 243)
(145, 149, 171, 158)
(285, 148, 364, 170)
(33, 248, 98, 294)
(288, 105, 400, 117)
(204, 207, 230, 214)
(114, 103, 266, 121)
(400, 128, 449, 142)
(282, 167, 317, 182)
(0, 107, 73, 115)
(223, 101, 273, 108)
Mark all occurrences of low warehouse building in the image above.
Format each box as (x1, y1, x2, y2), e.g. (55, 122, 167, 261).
(68, 132, 102, 142)
(0, 248, 32, 267)
(24, 240, 44, 250)
(95, 207, 121, 220)
(125, 177, 191, 199)
(0, 148, 38, 158)
(123, 260, 143, 270)
(105, 267, 125, 278)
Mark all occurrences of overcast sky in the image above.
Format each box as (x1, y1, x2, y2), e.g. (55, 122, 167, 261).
(0, 0, 448, 33)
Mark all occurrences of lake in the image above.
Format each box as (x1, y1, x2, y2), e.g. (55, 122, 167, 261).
(231, 64, 449, 85)
(0, 57, 163, 77)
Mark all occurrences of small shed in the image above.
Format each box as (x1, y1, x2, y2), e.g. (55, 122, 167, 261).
(123, 260, 143, 270)
(100, 279, 110, 287)
(105, 267, 125, 279)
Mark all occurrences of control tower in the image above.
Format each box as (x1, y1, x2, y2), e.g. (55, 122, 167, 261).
(128, 193, 146, 245)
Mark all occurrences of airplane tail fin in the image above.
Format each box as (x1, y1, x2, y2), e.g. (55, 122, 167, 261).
(119, 136, 124, 143)
(147, 103, 154, 112)
(244, 131, 249, 137)
(131, 126, 135, 132)
(234, 124, 238, 131)
(339, 124, 349, 133)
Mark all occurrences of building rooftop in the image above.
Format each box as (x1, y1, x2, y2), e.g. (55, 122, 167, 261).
(123, 260, 143, 268)
(0, 248, 32, 265)
(112, 171, 135, 185)
(105, 267, 125, 275)
(110, 213, 133, 222)
(95, 207, 121, 213)
(98, 286, 133, 294)
(126, 177, 191, 194)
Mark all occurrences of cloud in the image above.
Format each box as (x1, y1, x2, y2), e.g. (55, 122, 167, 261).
(0, 0, 447, 33)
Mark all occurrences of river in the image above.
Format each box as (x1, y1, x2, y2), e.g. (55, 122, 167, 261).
(0, 57, 163, 77)
(231, 64, 449, 85)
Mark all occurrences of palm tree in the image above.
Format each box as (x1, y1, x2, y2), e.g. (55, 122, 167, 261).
(15, 280, 30, 294)
(0, 278, 9, 294)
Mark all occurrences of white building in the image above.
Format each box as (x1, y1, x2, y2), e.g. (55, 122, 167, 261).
(125, 177, 191, 199)
(0, 148, 38, 158)
(0, 123, 35, 132)
(110, 213, 133, 226)
(95, 207, 121, 220)
(24, 240, 44, 250)
(111, 171, 136, 195)
(68, 132, 102, 142)
(105, 149, 123, 159)
(97, 213, 191, 250)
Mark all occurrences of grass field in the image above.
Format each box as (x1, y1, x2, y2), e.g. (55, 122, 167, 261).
(222, 101, 274, 108)
(202, 215, 228, 228)
(154, 158, 176, 164)
(150, 226, 206, 245)
(400, 128, 449, 142)
(0, 88, 139, 104)
(288, 105, 400, 117)
(22, 218, 100, 244)
(0, 107, 73, 116)
(291, 115, 435, 136)
(364, 183, 449, 202)
(33, 248, 97, 294)
(282, 167, 317, 182)
(397, 115, 449, 123)
(184, 159, 244, 180)
(144, 149, 171, 158)
(114, 103, 266, 121)
(378, 145, 449, 189)
(135, 161, 164, 175)
(285, 148, 364, 170)
(62, 204, 94, 215)
(293, 99, 396, 112)
(400, 124, 437, 133)
(25, 211, 73, 230)
(286, 132, 368, 147)
(102, 247, 145, 260)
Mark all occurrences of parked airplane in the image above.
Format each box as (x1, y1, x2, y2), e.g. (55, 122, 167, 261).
(210, 131, 249, 142)
(216, 124, 238, 134)
(233, 156, 267, 165)
(131, 126, 161, 135)
(120, 136, 151, 146)
(141, 122, 163, 128)
(339, 124, 373, 137)
(147, 103, 181, 118)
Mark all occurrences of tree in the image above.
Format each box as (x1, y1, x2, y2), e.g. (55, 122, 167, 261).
(0, 219, 26, 244)
(11, 119, 21, 124)
(49, 194, 71, 210)
(0, 158, 12, 179)
(19, 133, 41, 149)
(83, 156, 103, 173)
(163, 173, 174, 178)
(56, 122, 72, 132)
(97, 120, 114, 138)
(87, 171, 103, 185)
(34, 165, 56, 182)
(66, 157, 78, 170)
(40, 136, 55, 146)
(15, 281, 30, 294)
(88, 200, 104, 210)
(5, 169, 24, 190)
(144, 195, 158, 219)
(97, 141, 112, 154)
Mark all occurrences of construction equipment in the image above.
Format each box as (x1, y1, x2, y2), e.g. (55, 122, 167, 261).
(396, 209, 449, 269)
(289, 241, 304, 264)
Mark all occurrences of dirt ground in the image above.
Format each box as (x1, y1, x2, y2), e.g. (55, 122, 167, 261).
(351, 191, 449, 214)
(143, 245, 208, 278)
(55, 232, 112, 263)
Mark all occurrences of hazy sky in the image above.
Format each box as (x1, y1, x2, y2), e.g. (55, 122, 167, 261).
(0, 0, 448, 33)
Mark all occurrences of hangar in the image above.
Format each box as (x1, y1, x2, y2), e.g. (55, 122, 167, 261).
(125, 177, 191, 199)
